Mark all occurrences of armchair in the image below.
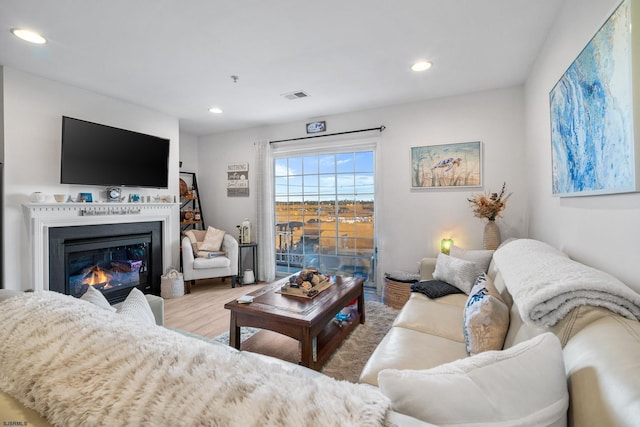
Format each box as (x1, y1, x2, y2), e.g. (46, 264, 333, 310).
(181, 232, 239, 291)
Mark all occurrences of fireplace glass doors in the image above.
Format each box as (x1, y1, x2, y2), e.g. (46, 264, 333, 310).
(66, 235, 150, 301)
(49, 222, 162, 304)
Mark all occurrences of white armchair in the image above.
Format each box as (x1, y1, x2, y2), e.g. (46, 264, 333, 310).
(181, 233, 239, 291)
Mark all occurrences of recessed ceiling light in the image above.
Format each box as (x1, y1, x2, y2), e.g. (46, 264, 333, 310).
(11, 28, 46, 44)
(411, 61, 432, 72)
(208, 107, 223, 114)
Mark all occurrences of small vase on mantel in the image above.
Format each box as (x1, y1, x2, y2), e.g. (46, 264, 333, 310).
(483, 219, 501, 250)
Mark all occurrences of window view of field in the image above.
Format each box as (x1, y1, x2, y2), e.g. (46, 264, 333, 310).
(274, 152, 375, 285)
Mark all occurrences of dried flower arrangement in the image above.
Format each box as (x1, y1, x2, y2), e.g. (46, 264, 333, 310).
(468, 182, 511, 221)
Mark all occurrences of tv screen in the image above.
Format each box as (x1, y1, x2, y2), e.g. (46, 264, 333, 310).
(60, 116, 170, 188)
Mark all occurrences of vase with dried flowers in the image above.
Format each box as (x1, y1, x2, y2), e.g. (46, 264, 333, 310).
(468, 182, 511, 249)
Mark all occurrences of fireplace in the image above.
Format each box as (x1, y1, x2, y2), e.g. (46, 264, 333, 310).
(49, 222, 162, 304)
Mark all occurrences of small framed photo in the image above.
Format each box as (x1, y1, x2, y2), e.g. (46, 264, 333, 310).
(306, 121, 326, 134)
(129, 193, 141, 203)
(78, 192, 93, 203)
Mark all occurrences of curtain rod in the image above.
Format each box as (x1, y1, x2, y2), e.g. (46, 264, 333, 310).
(269, 125, 385, 144)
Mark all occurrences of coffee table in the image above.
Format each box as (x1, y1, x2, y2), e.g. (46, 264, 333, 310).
(224, 275, 365, 370)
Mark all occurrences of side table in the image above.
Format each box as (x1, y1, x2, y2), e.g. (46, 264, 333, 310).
(238, 242, 258, 286)
(383, 271, 420, 309)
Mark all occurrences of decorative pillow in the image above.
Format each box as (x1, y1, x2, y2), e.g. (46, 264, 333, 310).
(116, 288, 156, 326)
(432, 253, 483, 294)
(411, 280, 464, 299)
(80, 285, 116, 312)
(463, 273, 509, 355)
(199, 226, 226, 252)
(378, 333, 568, 427)
(449, 245, 494, 273)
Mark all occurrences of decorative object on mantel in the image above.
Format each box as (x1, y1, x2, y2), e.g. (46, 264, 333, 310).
(29, 192, 47, 203)
(468, 182, 511, 250)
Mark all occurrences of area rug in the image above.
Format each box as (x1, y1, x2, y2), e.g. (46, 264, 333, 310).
(213, 300, 400, 383)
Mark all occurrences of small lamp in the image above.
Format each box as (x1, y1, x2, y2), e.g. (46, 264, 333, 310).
(440, 238, 454, 255)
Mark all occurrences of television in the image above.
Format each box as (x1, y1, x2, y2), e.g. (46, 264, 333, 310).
(60, 116, 170, 188)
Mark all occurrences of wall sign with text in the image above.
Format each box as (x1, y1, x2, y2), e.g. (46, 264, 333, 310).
(227, 162, 249, 197)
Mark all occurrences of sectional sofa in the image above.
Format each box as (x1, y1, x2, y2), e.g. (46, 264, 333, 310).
(2, 238, 639, 426)
(361, 238, 640, 426)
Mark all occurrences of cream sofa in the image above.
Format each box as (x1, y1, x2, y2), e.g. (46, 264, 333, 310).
(360, 238, 640, 426)
(0, 290, 429, 427)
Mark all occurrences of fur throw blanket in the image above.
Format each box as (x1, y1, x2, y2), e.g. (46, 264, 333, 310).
(0, 292, 391, 426)
(493, 239, 640, 327)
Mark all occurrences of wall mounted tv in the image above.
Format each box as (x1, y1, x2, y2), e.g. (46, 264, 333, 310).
(60, 116, 170, 188)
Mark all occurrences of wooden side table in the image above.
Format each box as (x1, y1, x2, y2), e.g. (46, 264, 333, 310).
(383, 272, 420, 309)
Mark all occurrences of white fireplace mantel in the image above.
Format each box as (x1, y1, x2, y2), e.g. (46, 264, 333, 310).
(23, 202, 178, 291)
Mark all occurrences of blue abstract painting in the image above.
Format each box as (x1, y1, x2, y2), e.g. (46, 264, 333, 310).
(549, 0, 637, 196)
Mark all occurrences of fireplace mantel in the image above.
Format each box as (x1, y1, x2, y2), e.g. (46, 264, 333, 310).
(23, 202, 178, 291)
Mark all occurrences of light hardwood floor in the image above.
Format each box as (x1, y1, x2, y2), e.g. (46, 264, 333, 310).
(164, 277, 382, 365)
(164, 278, 263, 339)
(164, 278, 301, 363)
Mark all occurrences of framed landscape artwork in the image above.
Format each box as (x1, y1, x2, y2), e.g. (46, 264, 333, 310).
(549, 0, 640, 197)
(411, 141, 482, 189)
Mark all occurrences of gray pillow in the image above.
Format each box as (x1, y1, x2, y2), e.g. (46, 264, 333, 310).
(432, 253, 484, 294)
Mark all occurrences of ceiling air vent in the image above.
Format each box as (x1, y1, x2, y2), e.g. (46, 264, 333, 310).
(281, 90, 309, 100)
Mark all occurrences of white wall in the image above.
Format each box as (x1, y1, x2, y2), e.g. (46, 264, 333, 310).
(196, 86, 528, 285)
(2, 68, 181, 290)
(179, 131, 199, 174)
(525, 0, 640, 293)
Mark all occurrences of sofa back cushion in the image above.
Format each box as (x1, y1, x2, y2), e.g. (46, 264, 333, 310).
(449, 245, 494, 273)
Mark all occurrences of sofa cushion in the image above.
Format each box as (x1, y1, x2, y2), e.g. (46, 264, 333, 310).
(193, 256, 231, 269)
(410, 280, 463, 299)
(432, 253, 483, 294)
(378, 332, 568, 427)
(463, 273, 509, 355)
(409, 291, 468, 307)
(80, 285, 116, 312)
(359, 327, 468, 387)
(449, 245, 494, 273)
(393, 297, 465, 343)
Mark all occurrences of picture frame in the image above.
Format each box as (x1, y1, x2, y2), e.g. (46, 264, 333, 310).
(78, 192, 93, 203)
(306, 121, 326, 134)
(411, 141, 482, 189)
(549, 0, 640, 197)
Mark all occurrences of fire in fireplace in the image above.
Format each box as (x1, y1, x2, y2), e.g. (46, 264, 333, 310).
(67, 239, 149, 300)
(49, 222, 162, 304)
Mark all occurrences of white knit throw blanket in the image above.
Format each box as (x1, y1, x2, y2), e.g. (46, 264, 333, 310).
(0, 292, 391, 427)
(493, 239, 640, 327)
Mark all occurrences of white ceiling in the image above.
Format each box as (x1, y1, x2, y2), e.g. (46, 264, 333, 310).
(0, 0, 564, 136)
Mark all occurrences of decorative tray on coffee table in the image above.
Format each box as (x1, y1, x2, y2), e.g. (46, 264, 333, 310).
(276, 268, 334, 299)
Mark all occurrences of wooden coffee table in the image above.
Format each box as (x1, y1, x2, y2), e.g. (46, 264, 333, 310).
(224, 275, 365, 370)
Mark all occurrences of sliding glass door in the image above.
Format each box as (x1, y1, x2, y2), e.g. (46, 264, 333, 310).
(274, 150, 375, 286)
